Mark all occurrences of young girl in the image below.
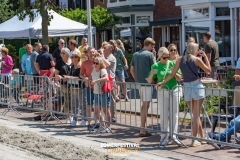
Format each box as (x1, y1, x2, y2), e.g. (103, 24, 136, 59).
(90, 57, 111, 133)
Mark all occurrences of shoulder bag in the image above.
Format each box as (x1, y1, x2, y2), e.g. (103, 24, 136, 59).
(100, 70, 114, 93)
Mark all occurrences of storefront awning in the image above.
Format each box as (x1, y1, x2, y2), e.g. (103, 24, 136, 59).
(229, 1, 240, 8)
(149, 18, 181, 26)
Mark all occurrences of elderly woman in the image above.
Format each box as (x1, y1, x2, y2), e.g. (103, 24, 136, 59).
(55, 47, 72, 123)
(63, 52, 87, 126)
(147, 47, 182, 146)
(1, 47, 14, 83)
(157, 43, 211, 147)
(90, 56, 111, 133)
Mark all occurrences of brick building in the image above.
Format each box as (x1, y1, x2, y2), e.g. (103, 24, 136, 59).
(150, 0, 182, 52)
(106, 0, 182, 53)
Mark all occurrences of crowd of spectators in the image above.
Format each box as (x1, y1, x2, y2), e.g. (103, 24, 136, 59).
(0, 33, 239, 149)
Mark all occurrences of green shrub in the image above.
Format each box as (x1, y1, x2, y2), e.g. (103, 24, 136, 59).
(125, 53, 132, 67)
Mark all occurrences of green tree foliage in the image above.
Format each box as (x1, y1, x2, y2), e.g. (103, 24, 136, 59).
(0, 0, 15, 23)
(61, 6, 121, 38)
(16, 0, 58, 45)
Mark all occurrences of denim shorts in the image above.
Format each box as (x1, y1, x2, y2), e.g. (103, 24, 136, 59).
(86, 86, 94, 105)
(94, 93, 110, 107)
(115, 70, 125, 81)
(183, 80, 205, 101)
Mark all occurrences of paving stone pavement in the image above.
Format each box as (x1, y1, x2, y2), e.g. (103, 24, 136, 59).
(0, 104, 239, 160)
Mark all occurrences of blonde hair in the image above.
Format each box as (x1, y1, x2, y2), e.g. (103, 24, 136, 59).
(144, 38, 155, 46)
(94, 57, 106, 69)
(157, 47, 169, 61)
(72, 53, 81, 62)
(109, 40, 117, 50)
(1, 47, 9, 55)
(184, 43, 198, 63)
(12, 68, 20, 74)
(102, 41, 108, 48)
(168, 43, 179, 59)
(116, 39, 125, 51)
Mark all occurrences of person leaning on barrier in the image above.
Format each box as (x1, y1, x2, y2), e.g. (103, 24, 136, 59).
(80, 47, 96, 131)
(2, 68, 22, 104)
(90, 56, 111, 133)
(157, 43, 211, 147)
(54, 47, 72, 124)
(62, 52, 87, 127)
(147, 47, 182, 146)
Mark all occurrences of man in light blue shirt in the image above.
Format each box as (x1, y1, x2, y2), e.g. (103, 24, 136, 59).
(22, 44, 33, 75)
(21, 44, 33, 92)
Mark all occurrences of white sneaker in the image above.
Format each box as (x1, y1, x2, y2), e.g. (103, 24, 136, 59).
(200, 137, 208, 144)
(70, 120, 80, 126)
(191, 140, 201, 147)
(80, 120, 86, 126)
(66, 117, 73, 124)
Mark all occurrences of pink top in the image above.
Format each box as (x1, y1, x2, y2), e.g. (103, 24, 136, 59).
(2, 55, 14, 74)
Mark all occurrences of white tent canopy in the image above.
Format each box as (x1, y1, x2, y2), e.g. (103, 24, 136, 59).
(0, 9, 95, 39)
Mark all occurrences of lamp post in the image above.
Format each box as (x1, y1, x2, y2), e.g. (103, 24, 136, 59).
(87, 0, 93, 47)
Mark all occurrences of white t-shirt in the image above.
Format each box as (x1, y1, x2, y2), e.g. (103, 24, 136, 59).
(70, 48, 80, 57)
(91, 68, 108, 94)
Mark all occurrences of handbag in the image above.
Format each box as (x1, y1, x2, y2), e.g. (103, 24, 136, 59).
(100, 70, 114, 93)
(155, 60, 169, 90)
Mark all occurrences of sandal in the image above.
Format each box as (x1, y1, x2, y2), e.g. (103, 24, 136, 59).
(139, 132, 152, 137)
(121, 94, 125, 99)
(125, 99, 130, 102)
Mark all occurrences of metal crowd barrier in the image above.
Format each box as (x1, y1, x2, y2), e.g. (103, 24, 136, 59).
(1, 74, 240, 149)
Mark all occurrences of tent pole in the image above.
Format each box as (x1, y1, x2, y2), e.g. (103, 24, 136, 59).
(29, 37, 31, 44)
(2, 39, 4, 45)
(87, 0, 93, 47)
(95, 34, 97, 49)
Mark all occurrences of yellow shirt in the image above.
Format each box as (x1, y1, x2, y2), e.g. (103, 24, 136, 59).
(78, 45, 87, 63)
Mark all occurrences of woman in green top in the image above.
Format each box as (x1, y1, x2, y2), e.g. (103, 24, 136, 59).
(147, 47, 182, 146)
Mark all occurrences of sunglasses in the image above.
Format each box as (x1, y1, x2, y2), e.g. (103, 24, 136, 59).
(170, 49, 177, 52)
(61, 43, 65, 44)
(162, 57, 169, 60)
(93, 62, 99, 65)
(71, 56, 78, 59)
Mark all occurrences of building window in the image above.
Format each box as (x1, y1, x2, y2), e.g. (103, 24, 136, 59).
(184, 8, 209, 20)
(215, 20, 231, 57)
(136, 16, 150, 23)
(122, 17, 130, 24)
(185, 21, 210, 48)
(216, 7, 230, 16)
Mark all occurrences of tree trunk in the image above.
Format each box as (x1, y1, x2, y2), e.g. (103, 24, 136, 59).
(41, 0, 48, 45)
